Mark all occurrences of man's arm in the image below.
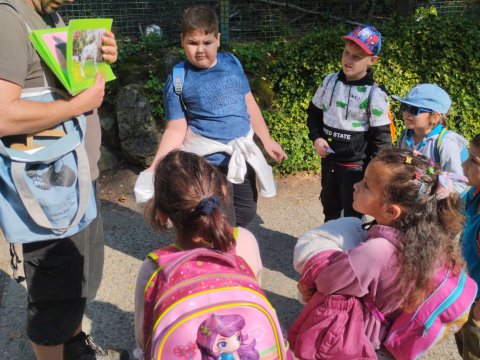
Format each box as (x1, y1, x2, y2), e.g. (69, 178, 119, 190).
(0, 73, 106, 137)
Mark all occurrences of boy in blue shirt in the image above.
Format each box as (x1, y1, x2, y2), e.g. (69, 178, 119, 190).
(456, 132, 480, 359)
(306, 25, 393, 222)
(135, 4, 286, 227)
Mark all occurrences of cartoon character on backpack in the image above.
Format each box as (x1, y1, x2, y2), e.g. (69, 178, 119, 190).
(134, 151, 293, 360)
(196, 314, 259, 360)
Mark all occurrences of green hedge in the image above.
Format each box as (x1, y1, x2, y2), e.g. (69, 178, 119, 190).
(232, 14, 480, 173)
(123, 13, 480, 174)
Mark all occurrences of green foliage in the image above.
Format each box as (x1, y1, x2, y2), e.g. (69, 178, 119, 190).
(113, 15, 479, 174)
(230, 16, 480, 173)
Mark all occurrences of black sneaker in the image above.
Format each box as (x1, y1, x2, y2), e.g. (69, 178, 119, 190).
(64, 331, 130, 360)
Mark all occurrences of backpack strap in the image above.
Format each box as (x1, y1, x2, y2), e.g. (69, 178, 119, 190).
(172, 52, 242, 112)
(325, 72, 338, 108)
(366, 82, 378, 120)
(363, 295, 390, 326)
(225, 51, 242, 68)
(398, 129, 407, 148)
(172, 61, 187, 110)
(434, 127, 448, 164)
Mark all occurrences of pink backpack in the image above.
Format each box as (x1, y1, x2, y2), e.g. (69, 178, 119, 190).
(366, 267, 477, 360)
(143, 246, 292, 360)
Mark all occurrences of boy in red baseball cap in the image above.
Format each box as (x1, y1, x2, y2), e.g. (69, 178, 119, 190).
(307, 25, 394, 222)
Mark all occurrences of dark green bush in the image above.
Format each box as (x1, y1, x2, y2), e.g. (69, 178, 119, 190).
(232, 15, 480, 173)
(116, 14, 480, 174)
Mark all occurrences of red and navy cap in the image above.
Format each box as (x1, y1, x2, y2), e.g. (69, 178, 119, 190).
(342, 25, 382, 56)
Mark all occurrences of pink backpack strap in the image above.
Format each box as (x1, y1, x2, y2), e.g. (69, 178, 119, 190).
(364, 295, 391, 326)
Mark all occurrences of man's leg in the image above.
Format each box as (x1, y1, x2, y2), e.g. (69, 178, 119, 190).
(320, 159, 342, 222)
(22, 238, 86, 360)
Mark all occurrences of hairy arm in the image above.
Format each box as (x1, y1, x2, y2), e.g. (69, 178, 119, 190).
(0, 73, 106, 136)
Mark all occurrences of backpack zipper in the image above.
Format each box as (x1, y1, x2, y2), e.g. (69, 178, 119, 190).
(422, 271, 466, 336)
(384, 269, 451, 342)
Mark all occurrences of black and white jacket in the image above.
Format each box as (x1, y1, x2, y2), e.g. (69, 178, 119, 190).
(307, 69, 392, 165)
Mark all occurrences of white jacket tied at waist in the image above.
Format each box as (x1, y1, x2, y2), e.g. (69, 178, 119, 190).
(181, 127, 276, 198)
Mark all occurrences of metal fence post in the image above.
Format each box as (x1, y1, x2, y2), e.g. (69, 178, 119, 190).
(220, 0, 230, 47)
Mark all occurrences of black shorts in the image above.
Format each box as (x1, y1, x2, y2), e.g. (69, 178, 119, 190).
(21, 184, 104, 346)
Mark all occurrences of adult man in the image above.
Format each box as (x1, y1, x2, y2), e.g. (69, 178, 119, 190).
(0, 1, 128, 359)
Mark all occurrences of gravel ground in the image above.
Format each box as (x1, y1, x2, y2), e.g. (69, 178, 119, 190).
(0, 167, 461, 359)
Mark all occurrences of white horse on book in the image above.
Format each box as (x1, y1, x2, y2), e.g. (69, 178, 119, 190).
(79, 29, 104, 78)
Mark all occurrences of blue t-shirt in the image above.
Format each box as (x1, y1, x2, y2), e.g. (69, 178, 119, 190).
(164, 52, 251, 165)
(461, 187, 480, 296)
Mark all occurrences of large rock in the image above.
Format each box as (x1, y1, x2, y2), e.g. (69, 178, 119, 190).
(116, 85, 162, 166)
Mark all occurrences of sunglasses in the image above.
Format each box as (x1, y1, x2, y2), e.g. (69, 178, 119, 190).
(400, 103, 433, 116)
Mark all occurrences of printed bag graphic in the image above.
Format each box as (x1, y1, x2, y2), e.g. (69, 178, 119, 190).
(144, 248, 293, 360)
(0, 89, 97, 243)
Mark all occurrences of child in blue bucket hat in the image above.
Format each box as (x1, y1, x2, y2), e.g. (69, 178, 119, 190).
(394, 83, 468, 192)
(306, 24, 395, 222)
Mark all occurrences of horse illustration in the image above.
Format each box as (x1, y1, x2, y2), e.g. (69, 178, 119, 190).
(79, 29, 104, 78)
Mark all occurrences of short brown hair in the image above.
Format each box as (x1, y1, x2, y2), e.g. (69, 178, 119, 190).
(181, 4, 218, 36)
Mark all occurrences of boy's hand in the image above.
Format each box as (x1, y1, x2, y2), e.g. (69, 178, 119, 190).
(297, 282, 315, 303)
(102, 31, 118, 64)
(314, 138, 332, 158)
(263, 138, 287, 162)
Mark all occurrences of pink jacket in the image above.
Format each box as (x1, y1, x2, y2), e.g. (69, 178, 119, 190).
(289, 224, 403, 359)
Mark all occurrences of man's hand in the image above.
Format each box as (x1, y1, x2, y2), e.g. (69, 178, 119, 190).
(313, 137, 332, 158)
(102, 31, 117, 64)
(70, 72, 106, 115)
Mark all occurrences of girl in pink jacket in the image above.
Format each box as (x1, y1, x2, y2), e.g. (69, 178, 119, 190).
(288, 148, 465, 360)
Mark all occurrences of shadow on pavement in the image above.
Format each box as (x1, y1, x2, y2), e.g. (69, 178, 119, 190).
(248, 214, 298, 281)
(101, 200, 172, 261)
(86, 300, 135, 354)
(264, 289, 303, 330)
(0, 268, 35, 359)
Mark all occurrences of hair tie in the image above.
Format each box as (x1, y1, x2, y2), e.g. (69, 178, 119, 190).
(414, 182, 426, 202)
(196, 195, 220, 215)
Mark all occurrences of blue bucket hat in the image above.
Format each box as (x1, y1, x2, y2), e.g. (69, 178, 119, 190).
(392, 84, 452, 114)
(342, 25, 382, 56)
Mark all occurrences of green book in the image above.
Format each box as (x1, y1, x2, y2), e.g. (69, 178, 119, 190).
(30, 18, 116, 95)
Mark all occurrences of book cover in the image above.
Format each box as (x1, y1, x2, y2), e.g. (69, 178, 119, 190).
(30, 18, 116, 95)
